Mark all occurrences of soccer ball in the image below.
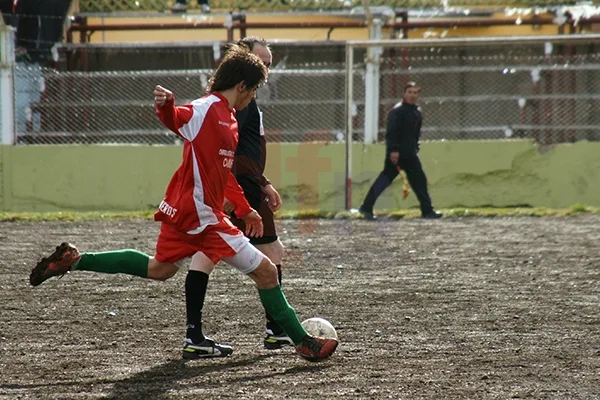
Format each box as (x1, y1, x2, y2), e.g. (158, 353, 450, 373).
(301, 317, 338, 340)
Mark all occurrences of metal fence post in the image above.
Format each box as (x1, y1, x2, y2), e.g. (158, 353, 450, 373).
(1, 24, 16, 145)
(363, 18, 382, 145)
(345, 42, 354, 210)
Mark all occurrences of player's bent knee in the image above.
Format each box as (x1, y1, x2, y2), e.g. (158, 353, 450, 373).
(147, 258, 179, 281)
(248, 258, 279, 289)
(269, 239, 285, 259)
(190, 251, 216, 274)
(257, 240, 285, 265)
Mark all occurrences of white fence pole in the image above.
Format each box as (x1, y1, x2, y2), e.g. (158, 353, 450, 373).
(1, 24, 15, 145)
(344, 42, 354, 210)
(363, 19, 382, 145)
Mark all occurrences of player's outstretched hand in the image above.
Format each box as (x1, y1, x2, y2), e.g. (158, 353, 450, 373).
(263, 184, 282, 212)
(154, 85, 174, 107)
(242, 209, 264, 238)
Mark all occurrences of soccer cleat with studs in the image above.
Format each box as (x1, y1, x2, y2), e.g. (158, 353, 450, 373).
(295, 334, 338, 362)
(182, 337, 234, 359)
(358, 205, 376, 221)
(29, 243, 81, 286)
(263, 330, 294, 350)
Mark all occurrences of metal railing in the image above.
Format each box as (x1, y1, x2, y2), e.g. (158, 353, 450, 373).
(78, 0, 597, 12)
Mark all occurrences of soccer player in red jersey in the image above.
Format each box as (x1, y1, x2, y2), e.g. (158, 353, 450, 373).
(29, 45, 338, 362)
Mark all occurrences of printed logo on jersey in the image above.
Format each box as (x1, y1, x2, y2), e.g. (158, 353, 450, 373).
(219, 149, 235, 157)
(218, 120, 230, 127)
(158, 200, 178, 218)
(219, 148, 235, 169)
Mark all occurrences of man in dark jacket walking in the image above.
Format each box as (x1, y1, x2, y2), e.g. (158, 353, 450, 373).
(359, 82, 442, 220)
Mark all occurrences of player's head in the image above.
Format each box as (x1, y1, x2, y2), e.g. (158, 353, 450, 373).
(208, 44, 268, 109)
(237, 36, 272, 70)
(403, 81, 420, 105)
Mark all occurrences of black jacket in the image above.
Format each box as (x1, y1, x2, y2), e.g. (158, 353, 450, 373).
(385, 102, 422, 158)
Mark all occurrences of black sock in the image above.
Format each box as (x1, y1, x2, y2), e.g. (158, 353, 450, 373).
(266, 264, 284, 334)
(185, 270, 209, 343)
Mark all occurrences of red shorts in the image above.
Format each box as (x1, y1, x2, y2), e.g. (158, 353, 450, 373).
(155, 219, 249, 265)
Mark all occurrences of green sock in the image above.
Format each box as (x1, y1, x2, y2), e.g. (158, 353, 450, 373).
(258, 285, 307, 345)
(73, 249, 149, 278)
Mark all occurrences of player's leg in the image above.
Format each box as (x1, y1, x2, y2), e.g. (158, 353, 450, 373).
(252, 203, 291, 349)
(29, 245, 178, 286)
(223, 241, 338, 361)
(29, 225, 183, 286)
(256, 240, 291, 348)
(397, 156, 440, 218)
(229, 180, 292, 348)
(181, 252, 234, 359)
(75, 251, 176, 280)
(359, 153, 400, 219)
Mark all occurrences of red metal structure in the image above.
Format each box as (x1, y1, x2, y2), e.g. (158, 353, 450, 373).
(66, 13, 600, 44)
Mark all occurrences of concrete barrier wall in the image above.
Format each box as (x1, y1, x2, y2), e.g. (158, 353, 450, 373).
(1, 141, 599, 212)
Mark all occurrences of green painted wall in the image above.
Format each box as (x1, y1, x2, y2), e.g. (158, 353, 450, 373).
(1, 141, 599, 212)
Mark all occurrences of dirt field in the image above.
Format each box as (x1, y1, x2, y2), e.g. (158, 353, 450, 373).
(1, 217, 599, 400)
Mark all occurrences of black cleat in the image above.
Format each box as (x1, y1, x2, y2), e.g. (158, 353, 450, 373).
(421, 211, 443, 219)
(264, 330, 294, 350)
(358, 206, 376, 220)
(182, 337, 233, 359)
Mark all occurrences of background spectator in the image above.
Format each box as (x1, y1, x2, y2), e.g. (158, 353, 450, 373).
(172, 0, 210, 14)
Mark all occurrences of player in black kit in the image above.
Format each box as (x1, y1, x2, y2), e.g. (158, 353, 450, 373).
(227, 37, 293, 349)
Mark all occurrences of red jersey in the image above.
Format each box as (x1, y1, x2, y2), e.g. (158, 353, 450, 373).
(154, 92, 252, 234)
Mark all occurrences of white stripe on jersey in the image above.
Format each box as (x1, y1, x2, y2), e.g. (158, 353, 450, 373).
(178, 95, 221, 141)
(186, 148, 219, 234)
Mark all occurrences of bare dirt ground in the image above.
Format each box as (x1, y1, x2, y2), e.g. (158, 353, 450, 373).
(0, 217, 599, 400)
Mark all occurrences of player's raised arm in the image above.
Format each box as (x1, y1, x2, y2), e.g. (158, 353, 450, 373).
(154, 85, 194, 139)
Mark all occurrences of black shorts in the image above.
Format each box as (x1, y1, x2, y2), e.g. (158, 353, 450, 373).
(230, 177, 278, 245)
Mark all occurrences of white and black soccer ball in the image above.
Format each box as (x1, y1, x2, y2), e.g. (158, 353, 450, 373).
(301, 317, 338, 340)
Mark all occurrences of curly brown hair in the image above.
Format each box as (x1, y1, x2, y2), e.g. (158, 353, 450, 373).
(237, 36, 269, 51)
(207, 44, 267, 93)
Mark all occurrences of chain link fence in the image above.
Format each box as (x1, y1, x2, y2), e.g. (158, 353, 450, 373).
(14, 44, 347, 144)
(348, 35, 600, 144)
(10, 36, 600, 145)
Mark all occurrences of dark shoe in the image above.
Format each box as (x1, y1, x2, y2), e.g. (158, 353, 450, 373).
(295, 335, 338, 362)
(358, 205, 376, 220)
(182, 337, 233, 359)
(29, 243, 81, 286)
(171, 2, 187, 12)
(422, 211, 443, 219)
(264, 330, 294, 350)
